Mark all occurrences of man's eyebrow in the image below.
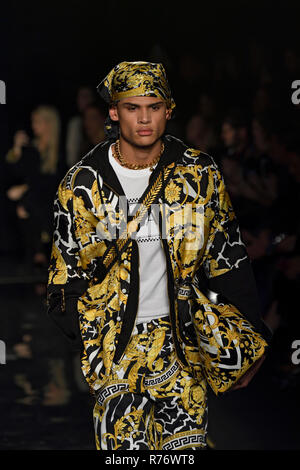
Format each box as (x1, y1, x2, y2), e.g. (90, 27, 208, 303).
(121, 101, 165, 107)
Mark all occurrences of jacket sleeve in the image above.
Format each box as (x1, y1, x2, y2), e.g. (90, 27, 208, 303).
(47, 178, 89, 351)
(199, 161, 273, 344)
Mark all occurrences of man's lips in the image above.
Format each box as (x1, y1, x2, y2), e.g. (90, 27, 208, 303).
(137, 129, 153, 136)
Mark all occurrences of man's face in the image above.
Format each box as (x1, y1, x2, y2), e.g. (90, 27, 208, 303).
(109, 96, 172, 147)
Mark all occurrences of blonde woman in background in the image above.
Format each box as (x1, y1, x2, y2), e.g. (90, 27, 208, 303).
(6, 105, 62, 270)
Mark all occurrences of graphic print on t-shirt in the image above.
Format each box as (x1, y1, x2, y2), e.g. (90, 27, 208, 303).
(128, 197, 161, 243)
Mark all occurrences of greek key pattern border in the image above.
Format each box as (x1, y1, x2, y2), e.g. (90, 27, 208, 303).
(96, 381, 130, 407)
(144, 359, 180, 388)
(162, 430, 206, 450)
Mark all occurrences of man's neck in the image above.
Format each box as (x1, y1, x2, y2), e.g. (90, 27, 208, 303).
(116, 137, 163, 166)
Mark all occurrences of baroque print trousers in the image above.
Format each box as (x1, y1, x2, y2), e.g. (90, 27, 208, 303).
(93, 315, 208, 450)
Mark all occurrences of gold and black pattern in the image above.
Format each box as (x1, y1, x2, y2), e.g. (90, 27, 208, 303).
(191, 284, 268, 394)
(47, 135, 264, 396)
(93, 316, 208, 450)
(143, 358, 180, 388)
(162, 431, 206, 450)
(97, 61, 176, 110)
(97, 381, 130, 407)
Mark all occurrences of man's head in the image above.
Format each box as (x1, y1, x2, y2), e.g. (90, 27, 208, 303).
(97, 61, 175, 144)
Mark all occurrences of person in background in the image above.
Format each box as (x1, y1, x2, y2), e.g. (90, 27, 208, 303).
(65, 86, 95, 168)
(219, 109, 279, 220)
(185, 113, 217, 154)
(220, 109, 251, 160)
(218, 110, 256, 218)
(79, 103, 106, 156)
(5, 105, 61, 269)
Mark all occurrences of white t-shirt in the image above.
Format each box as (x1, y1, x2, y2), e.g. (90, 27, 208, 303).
(108, 145, 170, 323)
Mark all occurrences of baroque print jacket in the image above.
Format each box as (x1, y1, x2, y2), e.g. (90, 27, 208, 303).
(47, 134, 271, 394)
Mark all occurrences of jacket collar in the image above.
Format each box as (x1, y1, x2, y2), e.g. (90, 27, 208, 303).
(84, 134, 188, 195)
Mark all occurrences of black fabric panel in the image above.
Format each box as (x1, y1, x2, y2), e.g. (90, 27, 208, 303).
(47, 295, 84, 352)
(47, 278, 89, 352)
(113, 240, 140, 364)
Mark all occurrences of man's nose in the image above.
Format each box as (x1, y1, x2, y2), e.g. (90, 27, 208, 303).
(137, 108, 151, 123)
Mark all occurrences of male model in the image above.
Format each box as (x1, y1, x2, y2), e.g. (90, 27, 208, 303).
(47, 61, 271, 450)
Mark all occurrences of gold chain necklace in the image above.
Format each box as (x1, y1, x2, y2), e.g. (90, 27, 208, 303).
(113, 139, 164, 170)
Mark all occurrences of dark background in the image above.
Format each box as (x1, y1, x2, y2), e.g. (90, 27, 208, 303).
(3, 1, 300, 148)
(1, 0, 300, 451)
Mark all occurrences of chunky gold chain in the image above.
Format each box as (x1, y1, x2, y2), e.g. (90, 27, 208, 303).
(113, 139, 164, 170)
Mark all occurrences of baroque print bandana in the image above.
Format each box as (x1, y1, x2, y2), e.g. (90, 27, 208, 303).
(96, 61, 176, 138)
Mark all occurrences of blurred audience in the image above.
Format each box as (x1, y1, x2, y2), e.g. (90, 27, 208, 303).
(185, 113, 217, 153)
(79, 103, 106, 156)
(65, 86, 96, 168)
(4, 105, 62, 270)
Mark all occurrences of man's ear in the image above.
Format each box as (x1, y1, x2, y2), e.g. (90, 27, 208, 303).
(109, 104, 119, 122)
(166, 108, 172, 121)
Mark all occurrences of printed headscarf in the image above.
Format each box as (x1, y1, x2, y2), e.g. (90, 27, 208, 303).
(96, 61, 176, 138)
